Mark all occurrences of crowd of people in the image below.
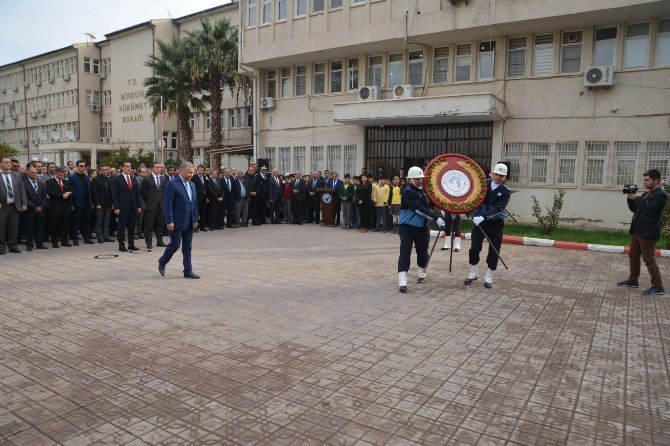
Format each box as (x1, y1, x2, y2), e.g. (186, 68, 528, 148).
(0, 156, 411, 254)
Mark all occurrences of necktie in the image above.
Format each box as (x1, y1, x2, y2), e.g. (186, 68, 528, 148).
(32, 180, 38, 192)
(184, 181, 192, 201)
(3, 173, 13, 199)
(58, 179, 64, 193)
(126, 175, 132, 190)
(276, 177, 279, 187)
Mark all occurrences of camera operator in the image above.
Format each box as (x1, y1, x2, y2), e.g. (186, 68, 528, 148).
(617, 169, 667, 295)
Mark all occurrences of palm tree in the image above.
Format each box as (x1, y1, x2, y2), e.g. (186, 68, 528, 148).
(145, 37, 204, 162)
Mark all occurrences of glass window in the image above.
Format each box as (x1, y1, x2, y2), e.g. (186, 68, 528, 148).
(646, 141, 670, 179)
(533, 34, 554, 75)
(277, 0, 287, 20)
(455, 44, 471, 82)
(478, 41, 495, 80)
(266, 69, 276, 98)
(205, 112, 211, 130)
(656, 19, 670, 66)
(624, 23, 650, 68)
(295, 66, 307, 96)
(504, 143, 523, 183)
(248, 0, 257, 26)
(313, 63, 325, 94)
(556, 142, 578, 184)
(330, 61, 342, 93)
(265, 147, 276, 169)
(529, 143, 550, 183)
(433, 47, 449, 83)
(368, 56, 382, 90)
(313, 0, 324, 13)
(262, 0, 271, 24)
(293, 146, 305, 173)
(279, 147, 291, 174)
(347, 58, 359, 90)
(507, 37, 526, 77)
(408, 51, 423, 85)
(310, 146, 323, 172)
(296, 0, 307, 15)
(327, 145, 342, 173)
(594, 26, 618, 66)
(387, 53, 404, 87)
(584, 141, 608, 185)
(343, 145, 357, 176)
(331, 0, 342, 8)
(280, 67, 291, 98)
(614, 141, 640, 185)
(561, 31, 582, 73)
(83, 57, 91, 73)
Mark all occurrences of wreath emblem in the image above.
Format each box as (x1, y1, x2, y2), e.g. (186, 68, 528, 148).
(424, 154, 487, 214)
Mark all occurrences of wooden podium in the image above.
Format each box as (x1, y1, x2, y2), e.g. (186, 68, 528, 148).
(317, 187, 337, 226)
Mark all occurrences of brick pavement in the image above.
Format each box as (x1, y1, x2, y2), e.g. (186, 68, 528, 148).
(1, 224, 669, 445)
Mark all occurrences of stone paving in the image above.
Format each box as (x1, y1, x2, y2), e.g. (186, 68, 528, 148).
(1, 224, 669, 446)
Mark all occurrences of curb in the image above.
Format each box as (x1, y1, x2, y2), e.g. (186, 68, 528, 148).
(429, 230, 669, 257)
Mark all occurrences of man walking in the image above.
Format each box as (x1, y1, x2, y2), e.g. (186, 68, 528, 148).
(158, 162, 200, 279)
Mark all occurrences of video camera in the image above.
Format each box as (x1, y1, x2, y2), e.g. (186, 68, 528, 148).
(622, 184, 638, 194)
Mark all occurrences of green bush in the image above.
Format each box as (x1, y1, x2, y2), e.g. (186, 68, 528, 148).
(100, 145, 154, 169)
(0, 143, 18, 159)
(531, 189, 565, 235)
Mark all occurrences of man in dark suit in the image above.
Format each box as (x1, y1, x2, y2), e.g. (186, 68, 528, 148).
(23, 165, 48, 251)
(307, 171, 324, 223)
(191, 165, 209, 232)
(252, 166, 270, 225)
(45, 167, 73, 248)
(0, 156, 28, 254)
(219, 168, 236, 228)
(206, 169, 224, 230)
(111, 161, 142, 252)
(92, 165, 114, 243)
(326, 171, 342, 226)
(158, 162, 200, 279)
(68, 160, 94, 245)
(235, 170, 250, 227)
(268, 168, 283, 224)
(291, 173, 307, 225)
(140, 162, 167, 249)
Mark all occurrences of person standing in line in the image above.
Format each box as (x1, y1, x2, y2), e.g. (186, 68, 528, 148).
(45, 167, 73, 248)
(92, 165, 114, 243)
(282, 174, 293, 224)
(388, 175, 402, 234)
(67, 160, 95, 245)
(356, 174, 372, 233)
(235, 170, 251, 227)
(23, 165, 48, 251)
(140, 162, 167, 249)
(372, 177, 390, 232)
(111, 161, 142, 252)
(220, 168, 236, 228)
(0, 156, 27, 254)
(338, 174, 355, 230)
(291, 173, 307, 225)
(268, 168, 283, 224)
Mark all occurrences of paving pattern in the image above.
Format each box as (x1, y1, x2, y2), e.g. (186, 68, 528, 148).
(1, 224, 669, 445)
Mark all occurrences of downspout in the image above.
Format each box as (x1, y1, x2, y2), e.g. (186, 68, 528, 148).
(18, 63, 29, 160)
(238, 3, 258, 162)
(75, 45, 80, 164)
(147, 21, 157, 160)
(97, 43, 103, 148)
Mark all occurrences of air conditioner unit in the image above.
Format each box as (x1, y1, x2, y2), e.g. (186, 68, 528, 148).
(48, 77, 55, 84)
(13, 86, 18, 92)
(23, 82, 29, 89)
(38, 109, 46, 117)
(584, 65, 614, 88)
(99, 73, 106, 79)
(30, 111, 37, 119)
(260, 97, 275, 109)
(35, 80, 42, 87)
(358, 85, 378, 102)
(63, 73, 70, 82)
(19, 138, 27, 147)
(392, 84, 413, 100)
(91, 104, 100, 112)
(32, 138, 39, 147)
(11, 114, 18, 121)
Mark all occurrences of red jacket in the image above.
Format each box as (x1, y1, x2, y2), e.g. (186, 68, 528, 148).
(283, 183, 291, 200)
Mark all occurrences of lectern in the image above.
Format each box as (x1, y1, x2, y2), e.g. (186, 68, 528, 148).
(317, 187, 336, 226)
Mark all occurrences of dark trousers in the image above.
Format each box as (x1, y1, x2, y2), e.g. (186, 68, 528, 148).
(117, 211, 137, 247)
(223, 201, 235, 227)
(144, 208, 164, 245)
(360, 203, 374, 228)
(25, 213, 46, 247)
(270, 199, 282, 223)
(629, 235, 663, 286)
(49, 211, 69, 245)
(96, 207, 112, 240)
(307, 197, 320, 223)
(197, 200, 207, 228)
(0, 205, 20, 250)
(70, 206, 92, 241)
(253, 196, 267, 224)
(334, 199, 341, 225)
(397, 224, 430, 272)
(375, 207, 388, 231)
(159, 223, 193, 274)
(207, 201, 222, 229)
(469, 220, 504, 270)
(292, 200, 305, 224)
(445, 214, 462, 236)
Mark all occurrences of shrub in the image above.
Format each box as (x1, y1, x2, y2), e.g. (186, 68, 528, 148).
(531, 189, 565, 235)
(661, 182, 670, 249)
(0, 143, 18, 159)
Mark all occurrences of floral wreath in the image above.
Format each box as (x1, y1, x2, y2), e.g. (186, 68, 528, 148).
(424, 154, 487, 214)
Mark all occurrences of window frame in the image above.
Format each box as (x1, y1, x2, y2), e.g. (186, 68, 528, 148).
(593, 25, 618, 67)
(247, 0, 257, 27)
(295, 65, 307, 96)
(387, 53, 404, 88)
(455, 44, 472, 83)
(533, 34, 555, 76)
(655, 18, 670, 66)
(280, 67, 291, 98)
(261, 0, 272, 25)
(408, 50, 424, 86)
(313, 62, 326, 94)
(330, 60, 343, 93)
(433, 46, 450, 83)
(347, 58, 359, 90)
(560, 31, 583, 74)
(477, 41, 495, 80)
(555, 141, 579, 185)
(623, 22, 650, 69)
(276, 0, 288, 21)
(266, 69, 277, 98)
(583, 141, 609, 187)
(368, 55, 383, 90)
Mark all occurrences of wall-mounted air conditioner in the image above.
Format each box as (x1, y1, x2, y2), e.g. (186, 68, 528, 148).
(32, 138, 39, 147)
(48, 77, 55, 84)
(38, 109, 46, 117)
(392, 84, 413, 100)
(358, 85, 378, 102)
(35, 80, 42, 87)
(19, 138, 27, 147)
(584, 66, 614, 88)
(260, 97, 275, 109)
(63, 73, 70, 82)
(91, 104, 100, 112)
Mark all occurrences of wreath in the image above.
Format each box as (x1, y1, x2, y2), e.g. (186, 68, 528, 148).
(424, 154, 487, 214)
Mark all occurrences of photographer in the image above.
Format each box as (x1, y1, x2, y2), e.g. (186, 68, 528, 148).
(617, 169, 667, 295)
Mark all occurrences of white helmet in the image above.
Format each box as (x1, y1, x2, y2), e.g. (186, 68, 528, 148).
(407, 166, 425, 179)
(492, 163, 508, 176)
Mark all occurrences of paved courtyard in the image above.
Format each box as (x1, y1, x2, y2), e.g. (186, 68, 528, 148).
(1, 224, 669, 446)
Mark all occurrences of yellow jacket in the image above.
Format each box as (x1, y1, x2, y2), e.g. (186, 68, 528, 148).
(372, 184, 390, 207)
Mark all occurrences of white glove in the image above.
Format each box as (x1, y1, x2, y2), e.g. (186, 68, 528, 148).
(440, 210, 446, 217)
(436, 218, 446, 227)
(473, 216, 484, 226)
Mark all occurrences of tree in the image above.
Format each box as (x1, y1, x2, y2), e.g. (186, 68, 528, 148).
(531, 189, 566, 235)
(0, 143, 18, 159)
(145, 37, 204, 162)
(101, 145, 154, 169)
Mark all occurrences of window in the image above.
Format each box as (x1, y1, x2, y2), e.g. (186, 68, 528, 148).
(529, 143, 550, 183)
(561, 32, 582, 73)
(248, 0, 257, 26)
(504, 143, 523, 183)
(533, 34, 554, 75)
(190, 113, 201, 131)
(101, 58, 111, 74)
(343, 145, 357, 176)
(478, 41, 495, 80)
(280, 68, 291, 98)
(102, 90, 111, 107)
(348, 58, 359, 90)
(262, 0, 271, 24)
(584, 141, 608, 185)
(100, 122, 112, 138)
(594, 26, 617, 66)
(647, 141, 670, 179)
(83, 57, 99, 74)
(313, 63, 325, 94)
(387, 53, 403, 87)
(293, 146, 305, 172)
(408, 51, 423, 85)
(614, 141, 640, 185)
(230, 109, 238, 128)
(265, 147, 276, 169)
(556, 142, 578, 184)
(277, 0, 287, 20)
(310, 146, 324, 172)
(238, 108, 247, 128)
(656, 19, 670, 66)
(331, 0, 342, 8)
(279, 147, 291, 174)
(163, 131, 177, 149)
(313, 0, 324, 13)
(205, 112, 212, 130)
(296, 0, 307, 15)
(266, 69, 276, 98)
(84, 90, 100, 106)
(295, 66, 307, 96)
(368, 56, 382, 90)
(433, 47, 449, 83)
(507, 37, 526, 77)
(352, 0, 365, 4)
(330, 61, 342, 93)
(624, 23, 650, 68)
(327, 145, 342, 173)
(455, 44, 471, 82)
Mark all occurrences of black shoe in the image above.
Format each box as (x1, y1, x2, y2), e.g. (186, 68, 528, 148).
(642, 286, 665, 295)
(62, 243, 72, 247)
(464, 277, 478, 285)
(119, 246, 128, 252)
(617, 279, 639, 288)
(184, 272, 200, 279)
(441, 247, 449, 251)
(418, 277, 426, 283)
(26, 246, 33, 251)
(201, 228, 209, 232)
(103, 237, 114, 242)
(0, 250, 4, 255)
(156, 241, 166, 247)
(484, 282, 492, 289)
(84, 240, 95, 245)
(128, 245, 139, 251)
(72, 241, 79, 246)
(9, 248, 21, 253)
(399, 286, 407, 293)
(51, 244, 59, 249)
(158, 262, 165, 276)
(36, 245, 48, 250)
(146, 244, 153, 250)
(98, 239, 105, 244)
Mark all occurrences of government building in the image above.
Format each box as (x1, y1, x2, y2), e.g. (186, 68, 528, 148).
(2, 0, 670, 228)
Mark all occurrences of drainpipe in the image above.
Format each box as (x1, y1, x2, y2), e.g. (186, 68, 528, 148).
(75, 45, 80, 166)
(18, 62, 29, 161)
(147, 21, 157, 159)
(97, 43, 103, 155)
(238, 4, 258, 162)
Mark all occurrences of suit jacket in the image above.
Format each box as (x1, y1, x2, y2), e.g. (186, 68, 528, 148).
(307, 177, 324, 200)
(92, 175, 113, 208)
(67, 173, 93, 208)
(111, 174, 140, 212)
(140, 174, 167, 211)
(628, 186, 668, 241)
(268, 175, 283, 202)
(191, 173, 207, 204)
(23, 178, 48, 214)
(219, 175, 235, 204)
(45, 177, 73, 214)
(0, 170, 27, 211)
(163, 177, 199, 231)
(206, 177, 223, 201)
(253, 173, 270, 199)
(235, 177, 251, 201)
(291, 179, 307, 201)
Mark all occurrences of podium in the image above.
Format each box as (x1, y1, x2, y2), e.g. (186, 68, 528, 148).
(317, 187, 337, 226)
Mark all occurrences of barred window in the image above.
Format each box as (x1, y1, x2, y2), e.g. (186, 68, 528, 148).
(265, 147, 276, 170)
(556, 142, 578, 184)
(327, 145, 342, 173)
(295, 66, 307, 96)
(504, 142, 523, 183)
(614, 141, 640, 185)
(344, 145, 357, 177)
(293, 146, 305, 173)
(278, 147, 291, 174)
(310, 146, 323, 172)
(433, 47, 449, 83)
(584, 141, 608, 185)
(646, 141, 670, 179)
(529, 143, 550, 183)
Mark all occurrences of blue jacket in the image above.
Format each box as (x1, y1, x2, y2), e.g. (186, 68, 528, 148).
(472, 179, 511, 222)
(398, 183, 438, 228)
(68, 173, 93, 208)
(163, 177, 199, 231)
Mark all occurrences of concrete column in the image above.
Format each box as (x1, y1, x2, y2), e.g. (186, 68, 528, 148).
(90, 148, 97, 168)
(62, 150, 69, 166)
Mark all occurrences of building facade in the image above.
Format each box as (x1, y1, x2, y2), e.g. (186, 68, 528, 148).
(240, 0, 670, 228)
